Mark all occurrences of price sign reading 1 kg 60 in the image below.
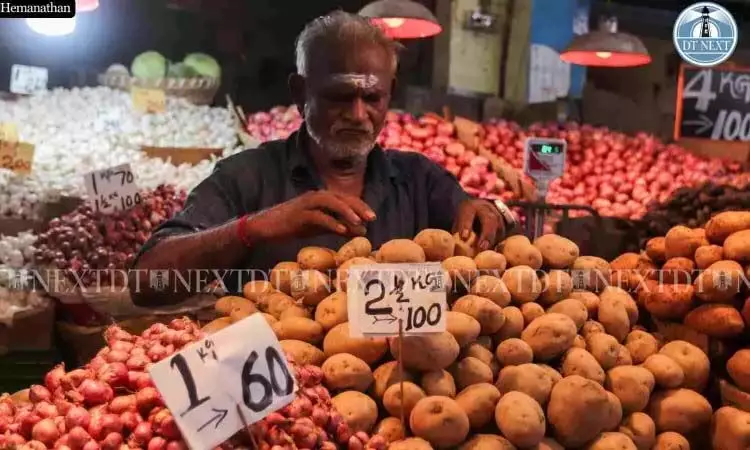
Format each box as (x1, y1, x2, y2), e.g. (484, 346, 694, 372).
(149, 314, 297, 450)
(347, 263, 447, 337)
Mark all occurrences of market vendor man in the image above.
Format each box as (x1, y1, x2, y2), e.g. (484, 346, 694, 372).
(130, 11, 515, 306)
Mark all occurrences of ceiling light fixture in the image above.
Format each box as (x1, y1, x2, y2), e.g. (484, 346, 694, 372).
(561, 16, 651, 67)
(359, 0, 442, 39)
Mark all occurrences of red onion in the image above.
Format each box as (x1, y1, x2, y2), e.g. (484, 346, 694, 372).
(128, 422, 153, 447)
(77, 380, 113, 407)
(31, 418, 60, 445)
(147, 437, 168, 450)
(45, 365, 66, 392)
(67, 426, 91, 449)
(96, 362, 128, 387)
(108, 395, 136, 414)
(29, 385, 51, 404)
(33, 401, 58, 419)
(135, 387, 162, 415)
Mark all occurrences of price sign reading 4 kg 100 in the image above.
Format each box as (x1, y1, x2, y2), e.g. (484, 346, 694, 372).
(347, 263, 447, 337)
(149, 314, 297, 450)
(523, 137, 567, 182)
(83, 163, 142, 214)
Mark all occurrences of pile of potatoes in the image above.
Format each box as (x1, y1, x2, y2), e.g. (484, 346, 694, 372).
(202, 231, 718, 449)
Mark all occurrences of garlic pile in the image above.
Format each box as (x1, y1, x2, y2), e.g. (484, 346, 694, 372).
(0, 87, 242, 218)
(0, 231, 37, 270)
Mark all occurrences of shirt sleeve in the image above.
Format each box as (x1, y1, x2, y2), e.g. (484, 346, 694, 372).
(134, 160, 242, 260)
(423, 158, 471, 231)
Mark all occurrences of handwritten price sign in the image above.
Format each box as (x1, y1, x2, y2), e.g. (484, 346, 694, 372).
(149, 314, 297, 450)
(10, 64, 48, 95)
(347, 263, 447, 337)
(83, 163, 142, 214)
(131, 87, 166, 113)
(0, 142, 35, 175)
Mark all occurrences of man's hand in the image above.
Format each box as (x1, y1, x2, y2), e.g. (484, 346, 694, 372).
(244, 191, 376, 243)
(453, 199, 505, 251)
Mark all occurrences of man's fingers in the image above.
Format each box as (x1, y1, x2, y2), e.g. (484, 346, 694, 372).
(476, 206, 501, 251)
(334, 193, 377, 222)
(453, 201, 476, 240)
(301, 210, 349, 235)
(308, 192, 364, 227)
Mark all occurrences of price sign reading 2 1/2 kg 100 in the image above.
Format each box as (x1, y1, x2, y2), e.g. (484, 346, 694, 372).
(347, 263, 447, 337)
(149, 314, 297, 450)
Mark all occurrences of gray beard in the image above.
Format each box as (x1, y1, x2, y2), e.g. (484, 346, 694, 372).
(304, 106, 375, 161)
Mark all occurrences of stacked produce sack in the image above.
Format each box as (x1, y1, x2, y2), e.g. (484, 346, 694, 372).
(202, 230, 721, 449)
(0, 317, 385, 449)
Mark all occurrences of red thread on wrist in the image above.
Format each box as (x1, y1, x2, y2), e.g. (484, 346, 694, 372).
(236, 214, 253, 248)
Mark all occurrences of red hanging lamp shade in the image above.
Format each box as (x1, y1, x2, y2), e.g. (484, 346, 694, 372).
(76, 0, 99, 12)
(561, 17, 651, 67)
(359, 0, 442, 40)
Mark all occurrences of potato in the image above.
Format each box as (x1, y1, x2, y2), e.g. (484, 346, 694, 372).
(268, 261, 300, 294)
(453, 357, 493, 390)
(297, 246, 337, 271)
(711, 406, 750, 450)
(390, 437, 434, 450)
(470, 275, 511, 307)
(332, 391, 378, 432)
(453, 295, 506, 334)
(581, 320, 606, 339)
(421, 370, 456, 397)
(474, 250, 507, 274)
(684, 304, 745, 338)
(499, 235, 543, 269)
(521, 313, 577, 361)
(390, 332, 460, 371)
(597, 298, 630, 344)
(615, 345, 633, 367)
(456, 383, 501, 430)
(459, 434, 516, 450)
(280, 339, 324, 366)
(372, 361, 415, 399)
(569, 290, 601, 316)
(496, 338, 533, 366)
(443, 256, 479, 288)
(261, 313, 278, 326)
(272, 317, 323, 343)
(641, 281, 695, 320)
(624, 330, 659, 364)
(561, 348, 605, 384)
(694, 260, 743, 303)
(324, 322, 388, 365)
(534, 234, 579, 269)
(529, 438, 565, 450)
(727, 349, 750, 392)
(409, 396, 470, 449)
(548, 298, 588, 329)
(665, 226, 705, 260)
(695, 245, 723, 270)
(619, 412, 656, 450)
(454, 232, 477, 258)
(412, 229, 455, 262)
(442, 312, 480, 349)
(314, 291, 348, 331)
(571, 256, 611, 291)
(604, 391, 623, 432)
(584, 432, 637, 450)
(215, 296, 256, 315)
(661, 257, 695, 284)
(642, 354, 684, 389)
(658, 341, 710, 391)
(606, 366, 655, 413)
(587, 332, 620, 370)
(573, 335, 587, 349)
(201, 317, 232, 334)
(291, 269, 332, 307)
(705, 211, 750, 244)
(373, 417, 406, 444)
(494, 306, 523, 340)
(336, 256, 375, 291)
(262, 292, 297, 318)
(384, 381, 426, 418)
(502, 265, 542, 303)
(602, 286, 638, 322)
(322, 353, 374, 392)
(496, 364, 556, 405)
(494, 391, 545, 448)
(539, 364, 563, 385)
(335, 237, 372, 265)
(538, 270, 573, 306)
(521, 303, 545, 325)
(378, 239, 426, 263)
(547, 375, 611, 447)
(462, 343, 497, 369)
(652, 432, 690, 450)
(646, 237, 667, 264)
(279, 304, 311, 320)
(647, 389, 712, 434)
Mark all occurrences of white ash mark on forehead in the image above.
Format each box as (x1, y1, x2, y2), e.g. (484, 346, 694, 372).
(329, 73, 380, 89)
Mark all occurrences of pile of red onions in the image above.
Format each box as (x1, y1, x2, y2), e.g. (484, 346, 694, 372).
(244, 106, 302, 142)
(0, 318, 382, 450)
(33, 185, 187, 286)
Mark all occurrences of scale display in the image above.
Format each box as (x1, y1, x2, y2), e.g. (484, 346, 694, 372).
(523, 138, 567, 182)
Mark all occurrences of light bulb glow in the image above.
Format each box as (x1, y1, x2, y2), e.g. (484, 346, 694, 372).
(382, 18, 406, 28)
(26, 17, 76, 36)
(77, 0, 99, 12)
(596, 51, 612, 59)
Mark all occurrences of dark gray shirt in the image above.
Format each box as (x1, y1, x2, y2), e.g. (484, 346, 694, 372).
(136, 127, 470, 293)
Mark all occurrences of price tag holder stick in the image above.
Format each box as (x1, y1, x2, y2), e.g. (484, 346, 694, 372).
(397, 318, 406, 429)
(234, 404, 259, 449)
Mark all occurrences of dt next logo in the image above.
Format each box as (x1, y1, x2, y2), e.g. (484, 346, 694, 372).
(674, 2, 737, 67)
(0, 0, 75, 18)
